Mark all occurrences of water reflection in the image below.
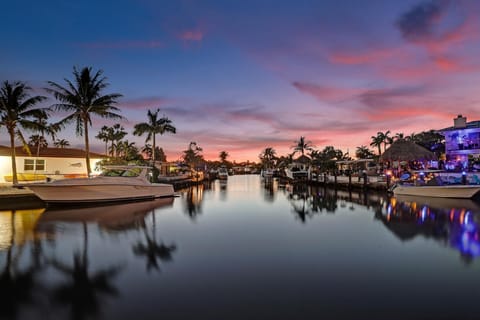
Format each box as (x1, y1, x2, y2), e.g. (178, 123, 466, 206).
(0, 198, 175, 319)
(379, 195, 480, 263)
(133, 207, 176, 272)
(50, 221, 122, 320)
(284, 184, 384, 222)
(180, 184, 205, 220)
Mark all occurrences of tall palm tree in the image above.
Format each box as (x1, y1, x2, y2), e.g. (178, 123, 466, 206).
(133, 109, 176, 163)
(46, 66, 123, 176)
(292, 136, 314, 157)
(0, 81, 46, 185)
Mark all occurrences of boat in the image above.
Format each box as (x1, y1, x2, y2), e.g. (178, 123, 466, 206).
(284, 163, 310, 181)
(391, 171, 480, 199)
(218, 166, 228, 180)
(25, 166, 175, 204)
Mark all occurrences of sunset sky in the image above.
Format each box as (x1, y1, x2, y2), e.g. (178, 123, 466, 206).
(1, 0, 480, 162)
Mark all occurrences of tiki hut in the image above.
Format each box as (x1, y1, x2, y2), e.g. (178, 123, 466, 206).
(380, 139, 437, 162)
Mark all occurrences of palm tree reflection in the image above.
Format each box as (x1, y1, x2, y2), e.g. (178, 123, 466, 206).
(50, 222, 121, 320)
(133, 211, 176, 272)
(183, 184, 204, 220)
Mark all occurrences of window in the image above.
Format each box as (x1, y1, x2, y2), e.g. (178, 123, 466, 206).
(24, 159, 45, 171)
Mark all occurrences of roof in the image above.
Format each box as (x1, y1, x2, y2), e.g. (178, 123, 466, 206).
(380, 139, 437, 162)
(438, 120, 480, 132)
(0, 145, 106, 159)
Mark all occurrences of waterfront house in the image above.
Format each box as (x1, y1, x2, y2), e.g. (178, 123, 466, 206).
(0, 146, 106, 183)
(438, 115, 480, 171)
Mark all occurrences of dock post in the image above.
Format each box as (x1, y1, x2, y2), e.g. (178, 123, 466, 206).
(348, 173, 352, 189)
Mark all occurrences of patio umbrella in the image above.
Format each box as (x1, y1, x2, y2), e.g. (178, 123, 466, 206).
(380, 139, 437, 162)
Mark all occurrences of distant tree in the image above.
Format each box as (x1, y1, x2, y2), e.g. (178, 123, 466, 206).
(259, 147, 277, 168)
(0, 81, 46, 184)
(219, 151, 229, 163)
(28, 135, 48, 150)
(46, 66, 123, 176)
(355, 145, 375, 159)
(133, 109, 176, 164)
(95, 125, 110, 155)
(183, 142, 203, 167)
(292, 136, 314, 157)
(54, 139, 70, 148)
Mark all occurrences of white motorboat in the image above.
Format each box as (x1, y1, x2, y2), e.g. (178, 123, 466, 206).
(284, 163, 310, 181)
(26, 166, 175, 204)
(392, 184, 480, 199)
(218, 166, 228, 180)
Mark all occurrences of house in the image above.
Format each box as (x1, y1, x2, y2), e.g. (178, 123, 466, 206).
(0, 146, 106, 183)
(438, 115, 480, 171)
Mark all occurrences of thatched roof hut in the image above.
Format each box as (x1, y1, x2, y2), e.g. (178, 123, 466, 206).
(380, 139, 437, 162)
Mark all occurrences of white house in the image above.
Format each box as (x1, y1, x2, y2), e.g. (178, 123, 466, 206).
(0, 146, 106, 184)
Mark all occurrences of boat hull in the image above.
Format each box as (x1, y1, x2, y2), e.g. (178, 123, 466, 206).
(393, 184, 480, 199)
(27, 183, 174, 204)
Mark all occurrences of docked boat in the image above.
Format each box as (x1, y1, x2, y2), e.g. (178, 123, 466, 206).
(26, 166, 175, 204)
(284, 163, 310, 181)
(391, 184, 480, 199)
(218, 166, 228, 180)
(391, 171, 480, 199)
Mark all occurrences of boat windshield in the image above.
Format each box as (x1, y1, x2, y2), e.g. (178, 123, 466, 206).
(101, 168, 143, 177)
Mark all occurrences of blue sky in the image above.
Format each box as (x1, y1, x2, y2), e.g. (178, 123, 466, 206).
(1, 0, 480, 161)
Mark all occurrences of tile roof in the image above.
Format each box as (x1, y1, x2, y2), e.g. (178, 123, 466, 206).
(0, 145, 106, 158)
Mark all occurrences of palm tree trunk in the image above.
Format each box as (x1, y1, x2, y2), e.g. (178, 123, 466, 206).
(152, 134, 156, 164)
(84, 122, 91, 176)
(377, 145, 382, 156)
(9, 128, 18, 185)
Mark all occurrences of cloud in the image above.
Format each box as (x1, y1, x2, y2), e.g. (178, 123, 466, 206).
(75, 40, 164, 49)
(396, 0, 447, 42)
(118, 96, 172, 110)
(178, 29, 204, 42)
(292, 82, 361, 102)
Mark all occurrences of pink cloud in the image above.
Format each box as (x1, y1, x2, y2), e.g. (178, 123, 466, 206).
(178, 30, 204, 42)
(292, 82, 362, 102)
(118, 96, 172, 110)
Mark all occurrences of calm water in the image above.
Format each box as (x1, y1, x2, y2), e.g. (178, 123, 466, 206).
(1, 175, 480, 320)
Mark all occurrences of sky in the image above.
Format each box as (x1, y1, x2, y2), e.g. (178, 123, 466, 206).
(1, 0, 480, 162)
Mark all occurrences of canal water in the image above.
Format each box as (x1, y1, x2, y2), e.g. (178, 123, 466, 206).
(1, 174, 480, 319)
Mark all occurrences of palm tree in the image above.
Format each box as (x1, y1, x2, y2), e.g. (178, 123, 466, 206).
(54, 139, 70, 148)
(95, 125, 110, 155)
(0, 81, 46, 185)
(28, 135, 48, 149)
(355, 145, 375, 159)
(292, 136, 314, 157)
(133, 109, 176, 164)
(46, 66, 123, 176)
(219, 151, 229, 163)
(259, 147, 276, 168)
(370, 132, 384, 156)
(110, 124, 127, 157)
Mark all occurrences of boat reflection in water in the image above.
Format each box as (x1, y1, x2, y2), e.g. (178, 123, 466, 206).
(381, 195, 480, 261)
(38, 197, 174, 231)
